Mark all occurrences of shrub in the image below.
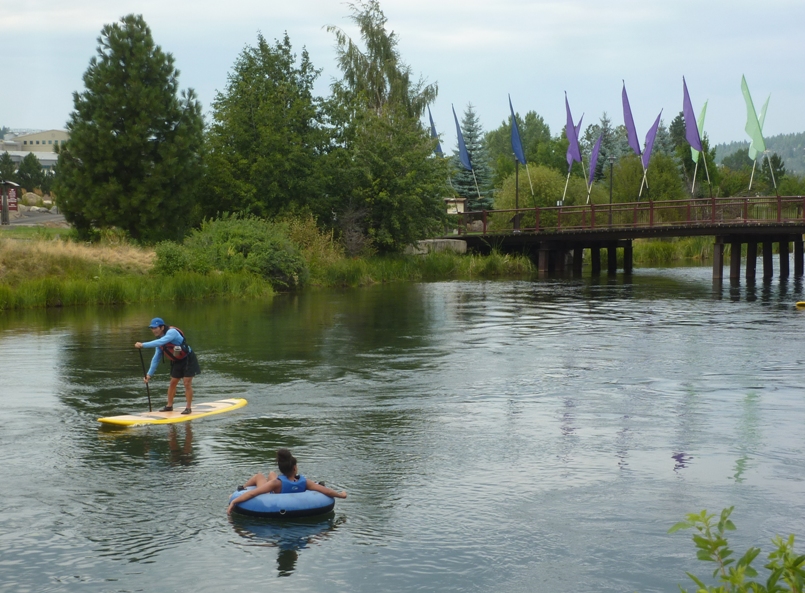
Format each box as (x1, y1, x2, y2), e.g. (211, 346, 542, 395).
(670, 507, 805, 592)
(154, 215, 308, 289)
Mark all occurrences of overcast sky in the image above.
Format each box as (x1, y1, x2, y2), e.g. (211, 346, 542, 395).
(3, 0, 804, 151)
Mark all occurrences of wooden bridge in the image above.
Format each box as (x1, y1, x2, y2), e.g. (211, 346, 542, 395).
(449, 195, 805, 281)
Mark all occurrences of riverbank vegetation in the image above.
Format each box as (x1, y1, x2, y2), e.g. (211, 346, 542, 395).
(1, 212, 730, 311)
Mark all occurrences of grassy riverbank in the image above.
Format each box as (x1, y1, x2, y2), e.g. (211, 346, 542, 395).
(0, 223, 723, 311)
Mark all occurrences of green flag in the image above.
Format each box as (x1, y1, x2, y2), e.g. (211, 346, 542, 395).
(748, 94, 770, 160)
(741, 75, 766, 158)
(691, 100, 708, 163)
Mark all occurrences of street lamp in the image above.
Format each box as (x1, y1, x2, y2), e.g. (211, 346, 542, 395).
(608, 155, 616, 226)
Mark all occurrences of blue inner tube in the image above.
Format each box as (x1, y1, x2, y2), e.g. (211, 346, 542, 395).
(229, 487, 335, 519)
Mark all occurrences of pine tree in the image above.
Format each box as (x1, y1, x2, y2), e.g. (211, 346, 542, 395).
(452, 104, 493, 211)
(0, 152, 16, 181)
(16, 153, 44, 192)
(55, 14, 203, 241)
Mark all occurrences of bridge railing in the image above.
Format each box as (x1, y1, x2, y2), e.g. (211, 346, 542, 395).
(455, 196, 805, 235)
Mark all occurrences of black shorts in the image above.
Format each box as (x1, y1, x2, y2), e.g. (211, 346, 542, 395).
(170, 351, 201, 379)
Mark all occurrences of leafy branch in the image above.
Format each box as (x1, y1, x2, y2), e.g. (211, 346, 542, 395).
(669, 507, 805, 593)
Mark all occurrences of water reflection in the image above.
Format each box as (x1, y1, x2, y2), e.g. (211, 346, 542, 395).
(96, 423, 195, 467)
(230, 515, 345, 576)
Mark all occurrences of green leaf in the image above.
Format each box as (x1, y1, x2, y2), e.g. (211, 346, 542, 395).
(670, 521, 694, 534)
(686, 572, 707, 589)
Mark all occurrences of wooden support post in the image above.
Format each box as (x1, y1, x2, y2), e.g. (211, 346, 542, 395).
(538, 249, 550, 275)
(763, 241, 774, 279)
(607, 242, 618, 275)
(713, 237, 724, 280)
(591, 247, 601, 275)
(573, 247, 583, 275)
(623, 241, 633, 275)
(730, 241, 742, 281)
(746, 241, 757, 281)
(779, 239, 790, 279)
(795, 237, 804, 277)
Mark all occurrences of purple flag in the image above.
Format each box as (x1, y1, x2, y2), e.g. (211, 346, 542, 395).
(452, 104, 472, 171)
(428, 106, 443, 155)
(641, 110, 662, 170)
(622, 82, 641, 157)
(565, 93, 582, 169)
(588, 133, 603, 189)
(682, 77, 702, 152)
(509, 95, 526, 165)
(575, 114, 584, 140)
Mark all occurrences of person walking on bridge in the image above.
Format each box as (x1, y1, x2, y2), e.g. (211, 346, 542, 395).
(135, 317, 201, 414)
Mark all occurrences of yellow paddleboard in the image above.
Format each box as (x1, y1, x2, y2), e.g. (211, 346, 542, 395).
(797, 302, 805, 309)
(98, 398, 247, 426)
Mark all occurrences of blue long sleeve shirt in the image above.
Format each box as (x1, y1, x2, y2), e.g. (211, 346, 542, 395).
(142, 328, 192, 376)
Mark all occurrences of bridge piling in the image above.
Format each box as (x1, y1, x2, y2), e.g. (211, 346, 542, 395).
(623, 242, 633, 275)
(730, 241, 742, 281)
(591, 247, 601, 275)
(796, 238, 804, 277)
(573, 247, 583, 274)
(780, 240, 790, 279)
(607, 242, 618, 275)
(746, 242, 757, 281)
(713, 238, 724, 280)
(763, 242, 774, 279)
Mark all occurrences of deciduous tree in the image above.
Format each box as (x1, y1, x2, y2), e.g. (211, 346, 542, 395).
(322, 0, 448, 253)
(203, 33, 324, 219)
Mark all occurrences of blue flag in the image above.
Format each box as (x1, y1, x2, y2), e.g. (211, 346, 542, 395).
(453, 104, 472, 171)
(428, 106, 443, 156)
(509, 95, 526, 165)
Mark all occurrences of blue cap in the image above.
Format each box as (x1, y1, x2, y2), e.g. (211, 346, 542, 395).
(148, 317, 165, 328)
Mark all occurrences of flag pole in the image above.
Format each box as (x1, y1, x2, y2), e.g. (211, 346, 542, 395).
(748, 160, 757, 192)
(764, 151, 778, 197)
(524, 163, 535, 197)
(701, 146, 713, 197)
(691, 160, 699, 196)
(562, 167, 571, 203)
(638, 164, 648, 199)
(471, 169, 482, 203)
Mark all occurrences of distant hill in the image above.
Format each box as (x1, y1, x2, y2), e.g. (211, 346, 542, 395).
(715, 131, 805, 175)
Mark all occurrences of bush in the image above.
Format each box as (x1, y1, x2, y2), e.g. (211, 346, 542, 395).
(670, 507, 805, 592)
(154, 215, 308, 289)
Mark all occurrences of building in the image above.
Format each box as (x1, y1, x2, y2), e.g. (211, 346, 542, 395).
(1, 130, 68, 172)
(2, 130, 69, 153)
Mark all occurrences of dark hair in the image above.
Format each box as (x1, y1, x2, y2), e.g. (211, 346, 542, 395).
(277, 448, 297, 477)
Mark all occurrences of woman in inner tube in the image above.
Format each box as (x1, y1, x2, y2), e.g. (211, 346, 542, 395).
(227, 448, 347, 514)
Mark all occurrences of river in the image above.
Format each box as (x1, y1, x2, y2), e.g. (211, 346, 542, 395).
(2, 266, 805, 592)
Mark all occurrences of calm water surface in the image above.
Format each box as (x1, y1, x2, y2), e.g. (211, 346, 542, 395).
(3, 267, 805, 592)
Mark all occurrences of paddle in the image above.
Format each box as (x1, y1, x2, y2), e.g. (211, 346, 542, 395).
(138, 348, 152, 412)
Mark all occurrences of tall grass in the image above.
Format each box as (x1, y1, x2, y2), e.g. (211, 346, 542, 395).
(0, 271, 272, 311)
(312, 250, 535, 287)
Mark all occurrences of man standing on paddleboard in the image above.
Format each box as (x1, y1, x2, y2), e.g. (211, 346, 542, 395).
(135, 318, 201, 415)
